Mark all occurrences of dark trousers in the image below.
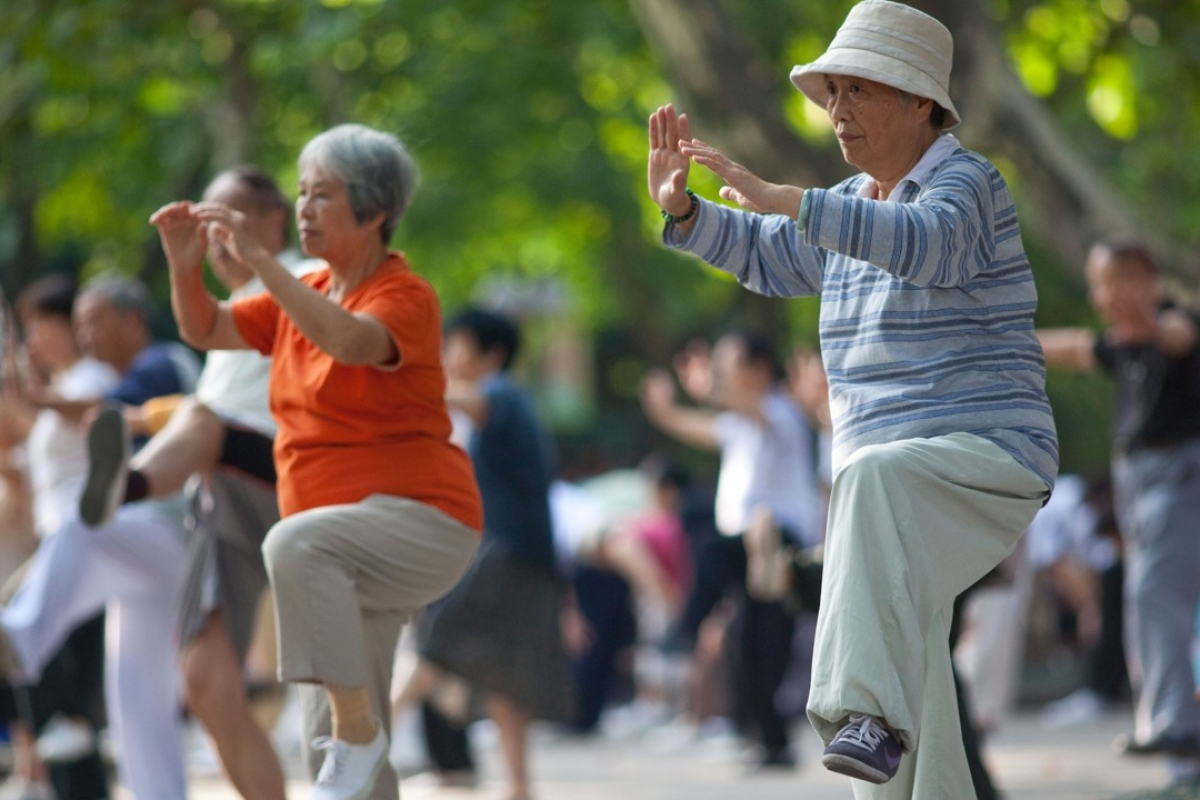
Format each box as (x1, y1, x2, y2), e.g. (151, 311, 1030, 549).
(570, 565, 637, 733)
(420, 701, 474, 774)
(1087, 559, 1129, 702)
(2, 613, 110, 800)
(682, 534, 796, 755)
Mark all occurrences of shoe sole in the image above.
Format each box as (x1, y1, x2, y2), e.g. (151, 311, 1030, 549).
(79, 407, 128, 528)
(822, 753, 892, 784)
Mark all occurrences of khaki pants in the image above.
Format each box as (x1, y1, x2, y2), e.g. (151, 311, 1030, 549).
(263, 494, 479, 800)
(806, 433, 1049, 800)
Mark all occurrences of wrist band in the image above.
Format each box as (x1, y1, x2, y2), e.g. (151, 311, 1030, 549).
(661, 189, 698, 224)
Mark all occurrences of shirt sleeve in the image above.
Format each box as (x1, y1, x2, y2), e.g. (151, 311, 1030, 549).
(231, 290, 284, 356)
(356, 273, 439, 371)
(666, 198, 826, 299)
(804, 154, 1002, 289)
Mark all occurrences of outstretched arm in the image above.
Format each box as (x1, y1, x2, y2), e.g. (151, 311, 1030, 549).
(1037, 328, 1097, 371)
(638, 369, 719, 451)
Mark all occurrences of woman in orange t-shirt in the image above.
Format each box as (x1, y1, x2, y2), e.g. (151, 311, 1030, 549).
(150, 124, 481, 800)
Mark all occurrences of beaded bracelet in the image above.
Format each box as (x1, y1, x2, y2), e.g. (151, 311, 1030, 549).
(661, 189, 698, 224)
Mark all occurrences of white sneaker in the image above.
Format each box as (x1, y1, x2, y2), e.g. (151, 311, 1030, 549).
(36, 714, 95, 764)
(79, 405, 130, 528)
(311, 722, 387, 800)
(1040, 688, 1107, 729)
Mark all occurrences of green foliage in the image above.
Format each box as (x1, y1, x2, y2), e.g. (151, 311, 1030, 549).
(0, 0, 1191, 471)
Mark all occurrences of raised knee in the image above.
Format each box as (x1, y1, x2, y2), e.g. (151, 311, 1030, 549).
(261, 517, 316, 584)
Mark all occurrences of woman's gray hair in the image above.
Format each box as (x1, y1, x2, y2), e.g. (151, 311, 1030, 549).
(298, 124, 419, 243)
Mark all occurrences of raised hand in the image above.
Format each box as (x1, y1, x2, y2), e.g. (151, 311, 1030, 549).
(680, 139, 804, 219)
(192, 202, 271, 273)
(647, 104, 693, 218)
(638, 369, 678, 416)
(673, 339, 714, 402)
(149, 202, 208, 272)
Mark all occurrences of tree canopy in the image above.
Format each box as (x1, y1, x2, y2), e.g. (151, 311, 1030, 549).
(2, 0, 1194, 473)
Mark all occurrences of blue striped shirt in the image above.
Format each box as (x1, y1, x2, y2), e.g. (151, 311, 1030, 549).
(666, 135, 1058, 489)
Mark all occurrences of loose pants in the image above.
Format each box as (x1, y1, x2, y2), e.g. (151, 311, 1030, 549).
(263, 494, 478, 800)
(1113, 439, 1200, 776)
(806, 433, 1048, 800)
(1, 502, 188, 800)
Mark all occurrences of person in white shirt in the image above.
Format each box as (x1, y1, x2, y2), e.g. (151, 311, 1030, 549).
(639, 330, 823, 768)
(0, 274, 119, 799)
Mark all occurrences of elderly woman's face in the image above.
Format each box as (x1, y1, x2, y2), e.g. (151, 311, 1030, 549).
(295, 164, 370, 262)
(822, 74, 931, 181)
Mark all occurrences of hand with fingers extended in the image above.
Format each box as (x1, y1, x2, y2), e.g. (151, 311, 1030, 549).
(647, 104, 694, 220)
(679, 139, 805, 219)
(191, 202, 274, 274)
(149, 201, 209, 274)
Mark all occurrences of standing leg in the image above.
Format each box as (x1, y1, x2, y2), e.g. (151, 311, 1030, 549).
(1114, 443, 1200, 771)
(182, 612, 287, 800)
(105, 597, 187, 800)
(488, 693, 531, 800)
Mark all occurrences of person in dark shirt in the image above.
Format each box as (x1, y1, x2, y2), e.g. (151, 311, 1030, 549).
(393, 307, 573, 800)
(1039, 238, 1200, 787)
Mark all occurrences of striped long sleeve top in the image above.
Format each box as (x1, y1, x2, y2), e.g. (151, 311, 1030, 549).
(666, 134, 1058, 490)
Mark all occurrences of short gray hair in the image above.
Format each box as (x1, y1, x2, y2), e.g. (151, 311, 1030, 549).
(80, 274, 155, 325)
(298, 124, 419, 244)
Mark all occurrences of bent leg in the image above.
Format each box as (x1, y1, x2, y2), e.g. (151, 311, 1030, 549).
(807, 434, 1046, 799)
(129, 398, 225, 499)
(2, 505, 182, 681)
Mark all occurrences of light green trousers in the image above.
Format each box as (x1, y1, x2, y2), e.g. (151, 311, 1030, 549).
(807, 433, 1050, 800)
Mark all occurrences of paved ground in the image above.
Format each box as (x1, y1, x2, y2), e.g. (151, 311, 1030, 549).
(159, 703, 1189, 800)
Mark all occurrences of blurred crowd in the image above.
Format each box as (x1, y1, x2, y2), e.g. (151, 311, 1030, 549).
(0, 262, 1188, 800)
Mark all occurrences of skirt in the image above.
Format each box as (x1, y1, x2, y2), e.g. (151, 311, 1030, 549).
(419, 540, 576, 722)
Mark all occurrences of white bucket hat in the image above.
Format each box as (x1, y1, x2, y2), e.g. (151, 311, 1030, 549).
(789, 0, 961, 130)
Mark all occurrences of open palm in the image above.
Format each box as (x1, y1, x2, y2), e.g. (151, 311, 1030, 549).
(647, 104, 692, 216)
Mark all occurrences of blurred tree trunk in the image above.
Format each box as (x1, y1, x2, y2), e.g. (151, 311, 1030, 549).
(631, 0, 1199, 291)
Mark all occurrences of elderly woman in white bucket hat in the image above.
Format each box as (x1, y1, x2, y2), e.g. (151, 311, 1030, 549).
(647, 1, 1057, 797)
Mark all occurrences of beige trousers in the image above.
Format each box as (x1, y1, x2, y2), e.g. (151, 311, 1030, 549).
(806, 433, 1049, 800)
(263, 494, 479, 800)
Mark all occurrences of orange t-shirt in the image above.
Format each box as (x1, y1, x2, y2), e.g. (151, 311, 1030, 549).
(231, 252, 482, 531)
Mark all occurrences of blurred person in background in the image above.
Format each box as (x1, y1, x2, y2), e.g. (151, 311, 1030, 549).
(393, 306, 573, 800)
(0, 274, 201, 800)
(1039, 239, 1200, 789)
(639, 330, 824, 769)
(0, 274, 117, 800)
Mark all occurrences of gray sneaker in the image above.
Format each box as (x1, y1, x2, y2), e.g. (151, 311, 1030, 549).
(79, 405, 130, 528)
(822, 714, 902, 784)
